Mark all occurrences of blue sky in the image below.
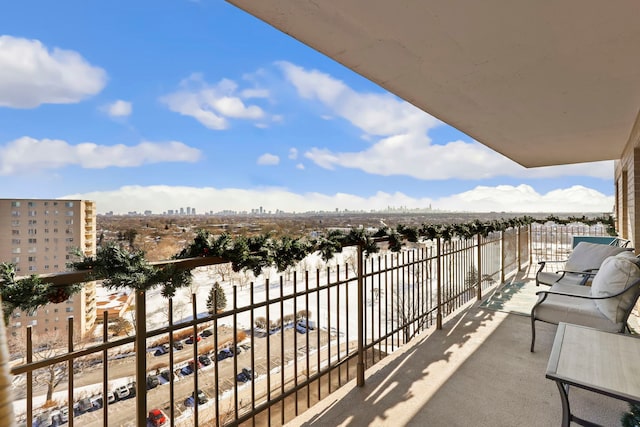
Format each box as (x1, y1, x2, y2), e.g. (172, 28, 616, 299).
(0, 1, 614, 214)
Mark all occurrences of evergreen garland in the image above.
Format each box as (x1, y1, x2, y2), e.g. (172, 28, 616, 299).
(0, 214, 617, 318)
(0, 263, 81, 324)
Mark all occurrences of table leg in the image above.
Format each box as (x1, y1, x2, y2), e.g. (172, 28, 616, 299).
(556, 381, 571, 427)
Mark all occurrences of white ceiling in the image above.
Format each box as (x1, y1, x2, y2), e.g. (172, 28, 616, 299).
(227, 0, 640, 167)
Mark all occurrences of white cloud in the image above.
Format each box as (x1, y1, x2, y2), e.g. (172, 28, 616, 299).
(296, 163, 305, 170)
(281, 62, 613, 180)
(436, 185, 613, 213)
(0, 137, 201, 175)
(160, 74, 266, 130)
(241, 88, 270, 99)
(288, 148, 298, 160)
(64, 184, 613, 215)
(102, 100, 132, 117)
(257, 153, 280, 165)
(278, 61, 440, 137)
(305, 135, 614, 180)
(0, 35, 107, 108)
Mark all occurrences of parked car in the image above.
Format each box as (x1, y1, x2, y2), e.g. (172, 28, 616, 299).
(146, 375, 159, 390)
(188, 359, 204, 371)
(185, 335, 201, 344)
(298, 319, 316, 330)
(217, 348, 233, 361)
(114, 384, 131, 400)
(180, 365, 194, 376)
(73, 397, 92, 416)
(32, 412, 53, 427)
(127, 381, 137, 397)
(198, 354, 212, 366)
(200, 329, 213, 337)
(147, 409, 168, 427)
(50, 409, 68, 426)
(89, 396, 103, 411)
(160, 369, 173, 382)
(237, 367, 255, 383)
(173, 341, 184, 350)
(50, 408, 68, 426)
(153, 346, 168, 356)
(184, 389, 208, 407)
(295, 323, 307, 334)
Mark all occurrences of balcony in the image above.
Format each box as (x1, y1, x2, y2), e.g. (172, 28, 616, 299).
(7, 221, 628, 426)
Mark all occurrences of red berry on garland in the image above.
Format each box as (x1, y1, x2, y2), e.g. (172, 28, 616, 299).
(48, 287, 70, 304)
(202, 247, 209, 257)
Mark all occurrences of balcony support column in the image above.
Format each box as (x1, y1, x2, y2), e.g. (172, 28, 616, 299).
(357, 243, 365, 387)
(135, 290, 147, 427)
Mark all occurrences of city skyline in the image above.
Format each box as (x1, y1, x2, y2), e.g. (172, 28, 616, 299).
(0, 1, 614, 214)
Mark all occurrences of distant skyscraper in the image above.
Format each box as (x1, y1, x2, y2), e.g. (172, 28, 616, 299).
(0, 199, 97, 338)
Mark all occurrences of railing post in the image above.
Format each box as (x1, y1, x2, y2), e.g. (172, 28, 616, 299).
(476, 233, 482, 301)
(517, 226, 522, 271)
(135, 290, 147, 427)
(436, 238, 442, 330)
(500, 231, 505, 284)
(357, 243, 365, 387)
(529, 223, 533, 266)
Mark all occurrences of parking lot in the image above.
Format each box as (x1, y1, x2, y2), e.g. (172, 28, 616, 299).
(62, 324, 330, 426)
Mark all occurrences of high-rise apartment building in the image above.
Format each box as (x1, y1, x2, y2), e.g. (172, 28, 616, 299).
(0, 199, 97, 339)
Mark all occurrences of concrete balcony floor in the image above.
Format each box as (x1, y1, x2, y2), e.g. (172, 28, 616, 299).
(287, 267, 632, 427)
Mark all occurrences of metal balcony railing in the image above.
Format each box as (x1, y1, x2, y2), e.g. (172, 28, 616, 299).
(8, 223, 611, 427)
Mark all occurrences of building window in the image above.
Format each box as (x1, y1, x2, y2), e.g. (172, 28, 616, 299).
(53, 264, 59, 270)
(65, 202, 74, 208)
(54, 309, 58, 313)
(66, 307, 73, 313)
(44, 265, 49, 270)
(28, 201, 35, 207)
(31, 320, 37, 326)
(11, 239, 20, 244)
(53, 228, 58, 233)
(44, 238, 49, 243)
(53, 202, 58, 206)
(28, 238, 36, 244)
(11, 201, 20, 207)
(28, 220, 37, 225)
(28, 266, 36, 272)
(28, 247, 36, 253)
(14, 322, 21, 328)
(28, 210, 36, 217)
(28, 229, 36, 235)
(11, 230, 19, 235)
(11, 211, 19, 217)
(11, 257, 19, 263)
(65, 229, 73, 235)
(11, 220, 19, 226)
(66, 211, 74, 216)
(28, 256, 36, 262)
(65, 219, 74, 225)
(65, 238, 74, 242)
(11, 248, 20, 254)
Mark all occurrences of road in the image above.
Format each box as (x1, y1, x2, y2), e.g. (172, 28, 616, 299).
(63, 327, 333, 426)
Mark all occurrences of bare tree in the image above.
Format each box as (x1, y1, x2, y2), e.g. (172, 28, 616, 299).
(31, 330, 87, 403)
(108, 317, 133, 337)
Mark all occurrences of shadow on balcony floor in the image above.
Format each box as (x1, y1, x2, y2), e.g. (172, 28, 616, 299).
(287, 278, 630, 427)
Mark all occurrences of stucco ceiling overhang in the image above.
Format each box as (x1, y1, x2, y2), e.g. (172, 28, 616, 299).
(227, 0, 640, 167)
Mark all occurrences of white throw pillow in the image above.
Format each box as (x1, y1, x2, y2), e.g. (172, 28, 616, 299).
(591, 255, 640, 323)
(566, 242, 629, 272)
